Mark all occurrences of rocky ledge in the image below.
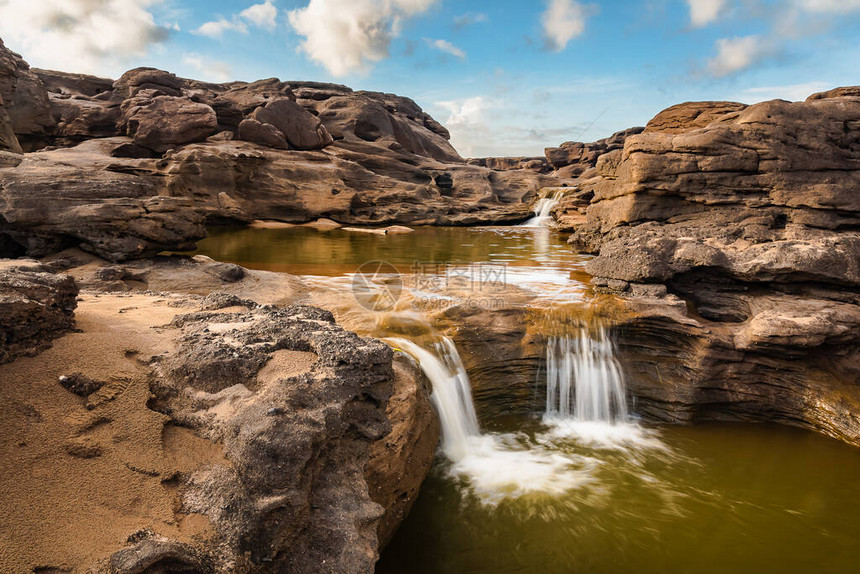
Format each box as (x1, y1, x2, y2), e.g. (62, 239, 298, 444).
(553, 88, 860, 446)
(0, 254, 438, 573)
(0, 37, 560, 262)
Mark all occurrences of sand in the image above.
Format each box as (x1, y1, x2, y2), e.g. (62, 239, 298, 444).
(0, 289, 317, 572)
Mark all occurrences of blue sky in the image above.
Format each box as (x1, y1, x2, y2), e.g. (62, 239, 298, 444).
(0, 0, 858, 156)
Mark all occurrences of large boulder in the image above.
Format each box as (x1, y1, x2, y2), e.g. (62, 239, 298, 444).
(250, 97, 333, 150)
(237, 117, 288, 149)
(0, 260, 78, 364)
(113, 67, 183, 98)
(218, 77, 296, 114)
(122, 95, 218, 152)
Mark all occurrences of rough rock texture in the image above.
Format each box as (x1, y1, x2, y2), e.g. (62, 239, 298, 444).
(149, 304, 395, 572)
(366, 355, 439, 548)
(121, 95, 218, 152)
(0, 259, 77, 363)
(0, 38, 563, 261)
(250, 98, 333, 150)
(559, 89, 860, 446)
(0, 38, 54, 150)
(544, 127, 644, 177)
(0, 253, 438, 573)
(237, 118, 288, 150)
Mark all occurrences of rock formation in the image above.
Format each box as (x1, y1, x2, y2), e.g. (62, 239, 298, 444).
(0, 259, 77, 363)
(547, 89, 860, 446)
(0, 252, 438, 573)
(0, 38, 562, 262)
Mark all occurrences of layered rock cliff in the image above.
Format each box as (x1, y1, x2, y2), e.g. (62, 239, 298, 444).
(0, 37, 560, 262)
(547, 89, 860, 446)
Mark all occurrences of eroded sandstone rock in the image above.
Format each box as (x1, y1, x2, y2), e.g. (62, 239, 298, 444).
(0, 259, 77, 364)
(555, 88, 860, 446)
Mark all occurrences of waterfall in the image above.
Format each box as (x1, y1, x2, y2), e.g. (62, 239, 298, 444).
(387, 337, 479, 460)
(544, 327, 629, 423)
(520, 190, 565, 227)
(388, 336, 593, 501)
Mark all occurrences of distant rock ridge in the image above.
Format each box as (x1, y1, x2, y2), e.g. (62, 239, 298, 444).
(0, 37, 561, 260)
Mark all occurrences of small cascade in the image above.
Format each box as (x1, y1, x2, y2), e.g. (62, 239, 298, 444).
(387, 337, 480, 460)
(388, 336, 592, 501)
(544, 327, 629, 424)
(520, 189, 565, 227)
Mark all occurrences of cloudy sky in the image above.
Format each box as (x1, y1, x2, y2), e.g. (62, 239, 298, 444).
(0, 0, 858, 157)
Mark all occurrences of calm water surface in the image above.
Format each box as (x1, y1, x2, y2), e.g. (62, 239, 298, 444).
(194, 225, 860, 574)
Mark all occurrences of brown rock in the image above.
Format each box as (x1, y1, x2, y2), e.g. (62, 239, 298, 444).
(123, 96, 217, 152)
(251, 97, 333, 150)
(237, 118, 287, 149)
(0, 260, 78, 364)
(642, 101, 747, 134)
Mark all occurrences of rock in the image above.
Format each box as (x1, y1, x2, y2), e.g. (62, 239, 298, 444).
(468, 156, 551, 172)
(0, 96, 20, 152)
(122, 96, 217, 152)
(0, 38, 55, 149)
(0, 260, 78, 364)
(59, 372, 105, 396)
(642, 101, 747, 134)
(0, 39, 562, 260)
(237, 118, 287, 149)
(366, 355, 439, 548)
(807, 85, 860, 101)
(562, 88, 860, 447)
(310, 92, 461, 162)
(34, 69, 114, 97)
(303, 218, 342, 230)
(250, 98, 333, 150)
(150, 304, 397, 572)
(218, 78, 296, 114)
(108, 535, 208, 574)
(544, 127, 644, 176)
(113, 67, 183, 98)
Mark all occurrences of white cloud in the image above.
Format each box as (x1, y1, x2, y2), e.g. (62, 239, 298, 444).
(707, 35, 768, 76)
(288, 0, 438, 77)
(686, 0, 727, 27)
(194, 1, 279, 38)
(0, 0, 168, 77)
(435, 96, 497, 157)
(182, 53, 233, 82)
(194, 18, 248, 38)
(240, 0, 278, 31)
(793, 0, 860, 13)
(738, 81, 830, 103)
(453, 12, 488, 27)
(541, 0, 588, 52)
(426, 38, 465, 59)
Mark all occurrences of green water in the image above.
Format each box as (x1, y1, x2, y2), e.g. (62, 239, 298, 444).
(195, 225, 588, 278)
(193, 225, 860, 574)
(377, 421, 860, 574)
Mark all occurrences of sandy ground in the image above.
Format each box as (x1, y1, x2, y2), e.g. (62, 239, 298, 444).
(0, 290, 316, 573)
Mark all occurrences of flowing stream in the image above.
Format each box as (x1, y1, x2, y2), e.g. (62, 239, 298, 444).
(520, 189, 565, 227)
(192, 224, 860, 574)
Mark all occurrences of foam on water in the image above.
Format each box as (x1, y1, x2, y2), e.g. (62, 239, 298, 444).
(388, 337, 594, 503)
